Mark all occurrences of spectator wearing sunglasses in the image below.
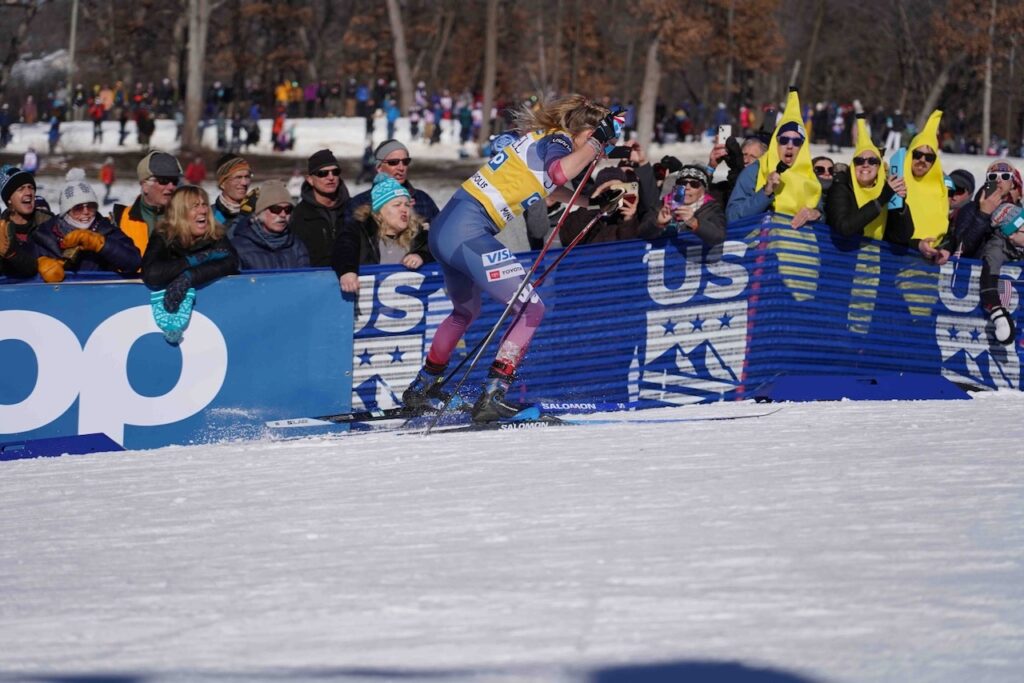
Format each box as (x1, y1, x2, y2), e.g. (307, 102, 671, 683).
(644, 164, 725, 247)
(944, 165, 1014, 260)
(230, 180, 308, 271)
(977, 203, 1024, 344)
(886, 110, 950, 264)
(826, 116, 903, 242)
(32, 169, 141, 282)
(291, 148, 351, 267)
(343, 139, 440, 226)
(332, 173, 432, 294)
(727, 90, 822, 228)
(113, 150, 182, 256)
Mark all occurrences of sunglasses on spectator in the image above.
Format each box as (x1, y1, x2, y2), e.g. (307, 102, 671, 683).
(813, 165, 834, 176)
(69, 202, 98, 213)
(948, 187, 968, 198)
(911, 150, 937, 162)
(266, 204, 293, 215)
(150, 176, 178, 186)
(681, 179, 706, 189)
(314, 168, 342, 178)
(382, 158, 412, 167)
(852, 156, 882, 167)
(777, 135, 804, 147)
(987, 171, 1014, 182)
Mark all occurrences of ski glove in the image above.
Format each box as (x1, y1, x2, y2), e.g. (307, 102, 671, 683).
(591, 113, 620, 145)
(163, 271, 193, 313)
(186, 249, 231, 268)
(62, 229, 106, 253)
(37, 256, 65, 283)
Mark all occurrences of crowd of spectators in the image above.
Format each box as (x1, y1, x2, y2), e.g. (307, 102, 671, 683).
(2, 87, 1023, 346)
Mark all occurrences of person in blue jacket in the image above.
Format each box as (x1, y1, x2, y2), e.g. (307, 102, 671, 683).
(230, 180, 309, 271)
(402, 94, 621, 422)
(32, 169, 141, 282)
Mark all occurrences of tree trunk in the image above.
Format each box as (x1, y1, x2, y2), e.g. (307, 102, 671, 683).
(982, 0, 997, 151)
(536, 9, 547, 95)
(166, 11, 188, 99)
(182, 0, 210, 153)
(551, 0, 562, 95)
(0, 2, 41, 97)
(1006, 37, 1016, 144)
(723, 0, 736, 110)
(429, 8, 455, 87)
(478, 0, 498, 149)
(568, 0, 580, 93)
(799, 0, 825, 98)
(385, 0, 414, 114)
(914, 54, 965, 130)
(637, 36, 660, 146)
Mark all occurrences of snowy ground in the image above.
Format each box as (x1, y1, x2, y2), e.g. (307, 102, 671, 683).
(2, 395, 1023, 683)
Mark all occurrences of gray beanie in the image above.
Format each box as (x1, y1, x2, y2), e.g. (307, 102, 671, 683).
(254, 180, 293, 215)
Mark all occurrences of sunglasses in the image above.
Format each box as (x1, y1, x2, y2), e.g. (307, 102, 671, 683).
(852, 156, 882, 167)
(266, 204, 293, 215)
(813, 165, 834, 176)
(150, 176, 178, 186)
(987, 171, 1014, 182)
(382, 158, 412, 167)
(69, 202, 98, 212)
(681, 179, 706, 189)
(911, 150, 937, 163)
(777, 135, 804, 147)
(314, 168, 342, 178)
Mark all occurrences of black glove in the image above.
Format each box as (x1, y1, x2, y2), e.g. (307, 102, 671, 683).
(163, 271, 192, 313)
(589, 188, 624, 214)
(591, 113, 619, 145)
(724, 136, 743, 173)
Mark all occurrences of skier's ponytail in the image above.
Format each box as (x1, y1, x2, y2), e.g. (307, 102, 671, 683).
(511, 94, 610, 137)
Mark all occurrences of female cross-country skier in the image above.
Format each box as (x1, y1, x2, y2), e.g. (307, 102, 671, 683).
(402, 94, 620, 422)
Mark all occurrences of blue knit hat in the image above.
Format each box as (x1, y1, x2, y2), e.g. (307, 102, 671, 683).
(371, 172, 410, 212)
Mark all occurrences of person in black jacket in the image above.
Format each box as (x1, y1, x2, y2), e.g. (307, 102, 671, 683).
(230, 180, 309, 271)
(641, 164, 726, 247)
(32, 169, 141, 282)
(0, 215, 36, 278)
(142, 185, 239, 313)
(944, 162, 1020, 259)
(291, 148, 350, 267)
(331, 173, 432, 294)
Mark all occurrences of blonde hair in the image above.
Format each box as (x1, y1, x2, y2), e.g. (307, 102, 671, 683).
(155, 185, 224, 247)
(510, 94, 610, 137)
(353, 202, 424, 253)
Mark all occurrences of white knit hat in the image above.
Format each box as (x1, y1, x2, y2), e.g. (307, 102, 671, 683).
(59, 168, 99, 216)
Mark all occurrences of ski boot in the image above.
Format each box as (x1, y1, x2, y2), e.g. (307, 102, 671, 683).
(471, 366, 529, 423)
(987, 305, 1016, 345)
(402, 362, 467, 413)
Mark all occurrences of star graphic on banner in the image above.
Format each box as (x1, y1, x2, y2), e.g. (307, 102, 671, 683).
(970, 328, 981, 343)
(358, 348, 373, 366)
(389, 346, 405, 363)
(691, 316, 705, 332)
(947, 325, 959, 341)
(662, 319, 677, 335)
(718, 313, 733, 328)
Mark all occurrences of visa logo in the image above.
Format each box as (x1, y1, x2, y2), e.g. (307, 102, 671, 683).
(482, 248, 513, 265)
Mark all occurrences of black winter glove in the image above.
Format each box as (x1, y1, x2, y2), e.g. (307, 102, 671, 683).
(163, 271, 192, 313)
(724, 136, 743, 173)
(589, 188, 624, 214)
(591, 113, 620, 145)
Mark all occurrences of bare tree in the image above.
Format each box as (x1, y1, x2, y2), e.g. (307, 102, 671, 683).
(477, 0, 498, 148)
(0, 0, 41, 98)
(182, 0, 211, 152)
(385, 0, 413, 113)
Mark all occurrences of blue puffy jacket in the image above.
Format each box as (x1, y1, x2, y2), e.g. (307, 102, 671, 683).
(229, 214, 310, 271)
(32, 215, 141, 276)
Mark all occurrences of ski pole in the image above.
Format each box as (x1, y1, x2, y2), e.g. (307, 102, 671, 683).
(425, 156, 602, 433)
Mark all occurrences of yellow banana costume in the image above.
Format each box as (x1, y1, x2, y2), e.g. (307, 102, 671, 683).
(755, 89, 821, 216)
(850, 117, 888, 240)
(903, 110, 949, 241)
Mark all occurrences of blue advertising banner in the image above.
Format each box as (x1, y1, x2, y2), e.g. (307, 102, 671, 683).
(1, 271, 353, 450)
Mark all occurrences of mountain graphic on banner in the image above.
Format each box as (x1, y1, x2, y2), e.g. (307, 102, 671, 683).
(354, 374, 403, 411)
(943, 347, 1016, 389)
(645, 340, 739, 387)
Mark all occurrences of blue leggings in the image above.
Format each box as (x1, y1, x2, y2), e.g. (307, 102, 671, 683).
(426, 195, 545, 370)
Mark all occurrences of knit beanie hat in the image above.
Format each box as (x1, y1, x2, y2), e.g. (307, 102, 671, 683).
(215, 153, 250, 189)
(370, 172, 410, 212)
(307, 148, 339, 174)
(0, 164, 36, 205)
(680, 164, 711, 187)
(136, 150, 182, 181)
(253, 180, 293, 215)
(374, 139, 408, 161)
(58, 168, 99, 216)
(948, 169, 975, 196)
(992, 203, 1024, 237)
